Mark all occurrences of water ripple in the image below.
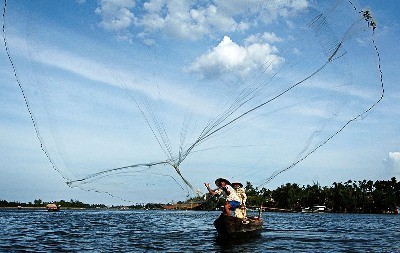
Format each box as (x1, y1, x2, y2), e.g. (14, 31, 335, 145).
(0, 210, 399, 252)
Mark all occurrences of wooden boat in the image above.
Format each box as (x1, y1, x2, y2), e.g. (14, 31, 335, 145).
(214, 213, 263, 238)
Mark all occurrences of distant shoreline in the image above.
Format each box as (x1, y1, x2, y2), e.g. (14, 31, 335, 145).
(0, 206, 89, 210)
(1, 206, 398, 215)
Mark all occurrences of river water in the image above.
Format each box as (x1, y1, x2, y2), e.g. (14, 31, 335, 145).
(0, 209, 399, 252)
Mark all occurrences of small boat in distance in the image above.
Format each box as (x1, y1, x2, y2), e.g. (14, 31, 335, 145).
(46, 203, 60, 212)
(301, 205, 329, 213)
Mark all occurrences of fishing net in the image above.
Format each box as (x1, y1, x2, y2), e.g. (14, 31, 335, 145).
(2, 0, 383, 203)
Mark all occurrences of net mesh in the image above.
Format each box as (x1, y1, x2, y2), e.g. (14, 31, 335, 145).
(2, 0, 383, 203)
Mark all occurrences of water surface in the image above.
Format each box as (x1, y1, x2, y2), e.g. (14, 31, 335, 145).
(1, 209, 399, 252)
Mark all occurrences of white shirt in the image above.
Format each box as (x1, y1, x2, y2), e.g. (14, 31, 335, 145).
(215, 184, 241, 202)
(235, 187, 247, 204)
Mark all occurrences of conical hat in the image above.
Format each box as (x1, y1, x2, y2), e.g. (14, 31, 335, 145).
(232, 182, 243, 188)
(215, 178, 231, 187)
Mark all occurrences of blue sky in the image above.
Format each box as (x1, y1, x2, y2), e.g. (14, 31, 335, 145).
(1, 0, 399, 205)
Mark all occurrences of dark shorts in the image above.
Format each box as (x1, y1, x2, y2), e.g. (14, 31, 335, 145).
(228, 201, 240, 210)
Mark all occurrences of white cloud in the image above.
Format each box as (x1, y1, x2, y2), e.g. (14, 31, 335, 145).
(139, 1, 239, 40)
(189, 35, 284, 79)
(383, 152, 400, 176)
(95, 0, 135, 32)
(96, 0, 309, 42)
(244, 32, 284, 45)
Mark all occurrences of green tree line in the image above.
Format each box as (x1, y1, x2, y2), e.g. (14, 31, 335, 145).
(0, 199, 106, 209)
(194, 177, 400, 214)
(2, 177, 399, 213)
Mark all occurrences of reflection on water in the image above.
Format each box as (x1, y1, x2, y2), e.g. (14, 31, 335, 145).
(0, 209, 399, 252)
(214, 234, 263, 253)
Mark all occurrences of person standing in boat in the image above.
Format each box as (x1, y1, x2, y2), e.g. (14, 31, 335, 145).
(204, 178, 241, 216)
(232, 182, 247, 219)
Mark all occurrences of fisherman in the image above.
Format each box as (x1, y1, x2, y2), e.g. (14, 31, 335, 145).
(232, 182, 247, 219)
(204, 178, 241, 216)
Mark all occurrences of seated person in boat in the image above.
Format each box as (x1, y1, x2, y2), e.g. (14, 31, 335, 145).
(232, 182, 247, 219)
(204, 178, 241, 216)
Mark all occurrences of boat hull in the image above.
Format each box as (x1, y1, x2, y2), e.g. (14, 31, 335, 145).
(214, 213, 263, 238)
